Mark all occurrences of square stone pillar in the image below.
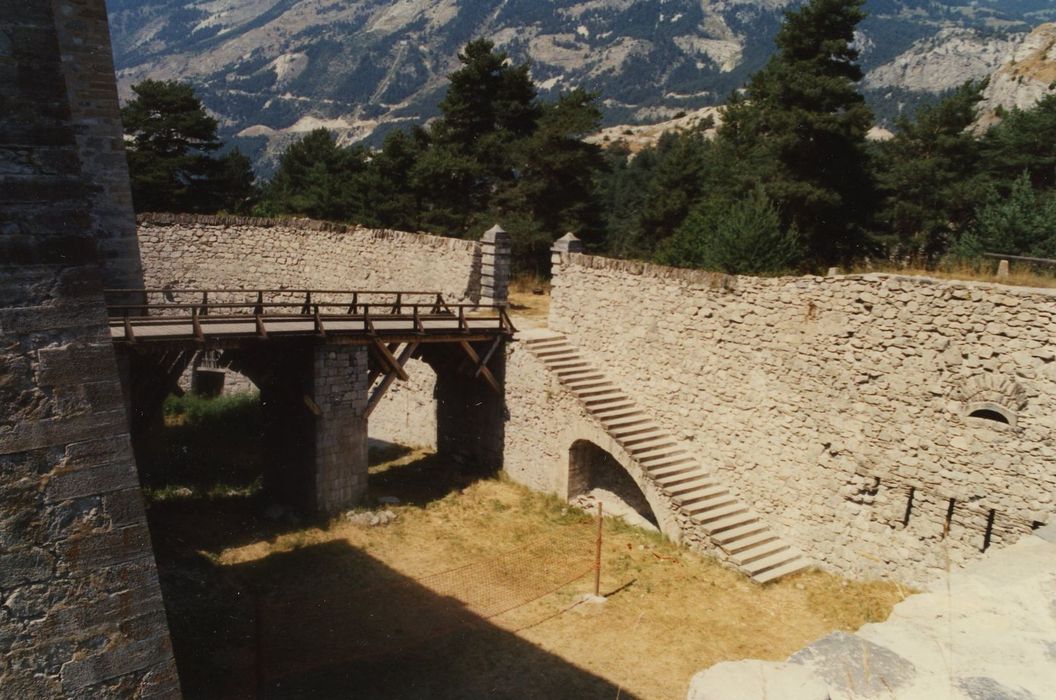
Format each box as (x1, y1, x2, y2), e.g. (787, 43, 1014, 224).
(481, 224, 512, 307)
(550, 231, 584, 274)
(313, 344, 370, 514)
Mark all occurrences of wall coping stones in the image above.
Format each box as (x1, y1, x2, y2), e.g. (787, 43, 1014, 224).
(562, 252, 1056, 299)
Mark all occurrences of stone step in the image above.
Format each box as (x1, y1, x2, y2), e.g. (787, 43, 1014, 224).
(713, 521, 770, 546)
(730, 539, 789, 567)
(534, 346, 574, 357)
(606, 414, 653, 430)
(644, 454, 696, 471)
(595, 407, 643, 422)
(576, 386, 623, 399)
(752, 558, 810, 584)
(683, 497, 741, 517)
(744, 550, 804, 579)
(618, 428, 669, 445)
(630, 441, 683, 458)
(559, 369, 604, 381)
(659, 472, 712, 491)
(609, 421, 659, 438)
(523, 338, 567, 350)
(649, 463, 699, 483)
(563, 375, 608, 388)
(663, 477, 713, 498)
(585, 396, 635, 410)
(520, 333, 564, 344)
(697, 511, 756, 533)
(550, 359, 588, 370)
(672, 484, 728, 507)
(720, 530, 779, 556)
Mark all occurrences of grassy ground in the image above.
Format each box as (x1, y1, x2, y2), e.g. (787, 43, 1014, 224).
(143, 407, 906, 700)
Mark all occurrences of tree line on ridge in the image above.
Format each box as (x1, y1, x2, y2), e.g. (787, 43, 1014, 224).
(121, 0, 1056, 276)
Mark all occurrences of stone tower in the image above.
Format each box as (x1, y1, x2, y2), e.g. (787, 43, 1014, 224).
(0, 0, 180, 695)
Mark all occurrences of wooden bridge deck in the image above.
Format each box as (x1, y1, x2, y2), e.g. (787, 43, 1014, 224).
(106, 289, 515, 345)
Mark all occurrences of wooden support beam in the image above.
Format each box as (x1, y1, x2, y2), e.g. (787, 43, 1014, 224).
(365, 343, 419, 417)
(474, 336, 503, 379)
(368, 343, 401, 385)
(313, 305, 326, 337)
(459, 340, 501, 395)
(371, 338, 408, 381)
(191, 307, 204, 343)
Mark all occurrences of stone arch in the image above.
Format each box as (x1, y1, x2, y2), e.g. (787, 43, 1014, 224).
(959, 374, 1027, 429)
(569, 439, 660, 530)
(560, 420, 682, 542)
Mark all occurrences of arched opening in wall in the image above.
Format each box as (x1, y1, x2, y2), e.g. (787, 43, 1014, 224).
(965, 401, 1016, 429)
(568, 440, 659, 532)
(134, 348, 266, 505)
(968, 409, 1010, 425)
(366, 356, 446, 504)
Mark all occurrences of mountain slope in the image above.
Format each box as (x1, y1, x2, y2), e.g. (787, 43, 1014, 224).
(107, 0, 1056, 170)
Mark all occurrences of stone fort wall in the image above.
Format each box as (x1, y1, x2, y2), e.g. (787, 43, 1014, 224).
(545, 253, 1056, 585)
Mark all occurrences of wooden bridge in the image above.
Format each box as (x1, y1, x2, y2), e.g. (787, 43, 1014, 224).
(107, 288, 515, 392)
(107, 289, 514, 514)
(106, 289, 515, 344)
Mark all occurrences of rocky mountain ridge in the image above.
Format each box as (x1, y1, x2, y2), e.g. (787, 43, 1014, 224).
(106, 0, 1056, 170)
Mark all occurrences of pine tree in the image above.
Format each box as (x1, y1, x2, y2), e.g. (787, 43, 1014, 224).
(260, 129, 368, 221)
(657, 190, 802, 274)
(982, 93, 1056, 192)
(123, 80, 253, 213)
(717, 0, 875, 266)
(873, 81, 988, 261)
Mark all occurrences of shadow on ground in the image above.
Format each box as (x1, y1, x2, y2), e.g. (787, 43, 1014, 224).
(150, 514, 630, 699)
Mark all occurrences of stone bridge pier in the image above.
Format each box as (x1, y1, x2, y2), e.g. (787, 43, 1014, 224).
(122, 336, 507, 516)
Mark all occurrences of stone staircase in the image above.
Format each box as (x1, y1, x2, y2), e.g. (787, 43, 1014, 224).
(521, 329, 809, 584)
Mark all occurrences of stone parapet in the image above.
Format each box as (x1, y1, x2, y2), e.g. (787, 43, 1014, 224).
(137, 214, 484, 305)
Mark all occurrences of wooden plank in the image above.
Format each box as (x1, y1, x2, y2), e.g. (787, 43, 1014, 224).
(459, 341, 501, 394)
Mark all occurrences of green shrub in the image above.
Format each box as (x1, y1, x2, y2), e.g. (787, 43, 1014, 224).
(656, 190, 802, 275)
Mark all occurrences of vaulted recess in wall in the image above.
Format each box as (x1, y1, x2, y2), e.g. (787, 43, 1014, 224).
(568, 440, 658, 528)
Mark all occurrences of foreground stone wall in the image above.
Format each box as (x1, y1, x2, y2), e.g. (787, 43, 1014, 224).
(548, 254, 1056, 585)
(0, 0, 179, 694)
(136, 214, 483, 304)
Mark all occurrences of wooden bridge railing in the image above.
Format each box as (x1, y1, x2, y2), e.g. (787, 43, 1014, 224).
(104, 289, 517, 343)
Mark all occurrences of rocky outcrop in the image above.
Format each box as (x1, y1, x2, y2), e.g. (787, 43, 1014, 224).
(864, 27, 1021, 94)
(688, 526, 1056, 699)
(976, 23, 1056, 131)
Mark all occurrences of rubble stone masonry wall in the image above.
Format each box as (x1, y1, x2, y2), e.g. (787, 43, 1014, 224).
(136, 214, 483, 304)
(548, 254, 1056, 585)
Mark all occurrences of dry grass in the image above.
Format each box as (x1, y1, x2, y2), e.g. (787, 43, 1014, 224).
(150, 448, 906, 699)
(508, 272, 551, 324)
(851, 261, 1056, 289)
